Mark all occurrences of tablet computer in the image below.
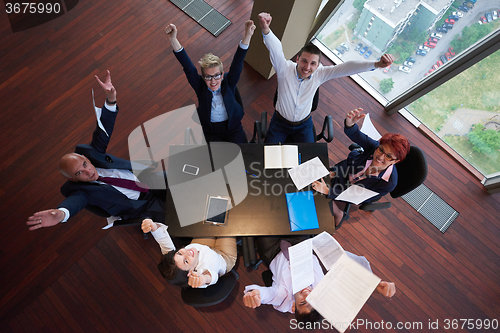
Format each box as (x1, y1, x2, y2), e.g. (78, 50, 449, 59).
(203, 195, 230, 226)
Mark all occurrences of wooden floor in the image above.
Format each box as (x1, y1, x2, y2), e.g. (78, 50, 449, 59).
(1, 1, 500, 332)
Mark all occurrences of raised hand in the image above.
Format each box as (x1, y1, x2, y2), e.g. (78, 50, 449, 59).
(165, 23, 182, 51)
(95, 70, 116, 103)
(376, 281, 396, 298)
(345, 108, 365, 128)
(141, 218, 158, 233)
(243, 289, 262, 308)
(258, 12, 272, 35)
(242, 20, 256, 45)
(26, 209, 65, 231)
(375, 54, 395, 68)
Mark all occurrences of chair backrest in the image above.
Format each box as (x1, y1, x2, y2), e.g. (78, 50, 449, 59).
(180, 270, 238, 307)
(391, 146, 427, 198)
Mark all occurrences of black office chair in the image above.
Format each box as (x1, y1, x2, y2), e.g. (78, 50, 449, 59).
(250, 88, 334, 143)
(339, 145, 428, 228)
(180, 269, 239, 307)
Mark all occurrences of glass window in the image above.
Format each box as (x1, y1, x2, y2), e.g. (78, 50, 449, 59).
(315, 0, 500, 176)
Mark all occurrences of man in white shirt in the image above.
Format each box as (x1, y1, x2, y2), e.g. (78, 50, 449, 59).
(258, 12, 394, 143)
(243, 236, 396, 326)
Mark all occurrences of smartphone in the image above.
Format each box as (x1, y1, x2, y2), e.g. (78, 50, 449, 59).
(182, 163, 199, 176)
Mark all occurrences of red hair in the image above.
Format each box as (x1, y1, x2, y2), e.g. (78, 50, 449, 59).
(379, 133, 410, 162)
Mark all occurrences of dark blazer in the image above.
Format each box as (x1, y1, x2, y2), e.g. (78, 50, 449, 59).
(174, 45, 247, 135)
(57, 105, 150, 220)
(328, 123, 398, 203)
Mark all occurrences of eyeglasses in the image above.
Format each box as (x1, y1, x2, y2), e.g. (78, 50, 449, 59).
(376, 146, 397, 161)
(203, 73, 222, 81)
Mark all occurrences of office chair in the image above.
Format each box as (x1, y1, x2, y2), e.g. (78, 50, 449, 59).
(339, 145, 427, 228)
(251, 88, 334, 143)
(180, 269, 239, 307)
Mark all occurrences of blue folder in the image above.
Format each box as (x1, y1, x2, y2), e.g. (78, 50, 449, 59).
(285, 191, 319, 232)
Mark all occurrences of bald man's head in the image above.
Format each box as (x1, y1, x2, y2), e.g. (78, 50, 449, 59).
(59, 153, 98, 182)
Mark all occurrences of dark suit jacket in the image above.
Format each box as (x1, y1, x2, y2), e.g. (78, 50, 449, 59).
(57, 105, 150, 220)
(327, 123, 398, 203)
(174, 45, 247, 135)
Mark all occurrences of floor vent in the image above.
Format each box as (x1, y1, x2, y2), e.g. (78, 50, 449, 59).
(402, 184, 459, 233)
(170, 0, 231, 37)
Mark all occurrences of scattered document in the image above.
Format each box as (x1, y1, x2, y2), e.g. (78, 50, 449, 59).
(335, 185, 378, 205)
(264, 145, 298, 169)
(288, 157, 329, 190)
(360, 113, 381, 141)
(311, 231, 344, 271)
(306, 254, 381, 333)
(289, 239, 314, 295)
(92, 89, 109, 137)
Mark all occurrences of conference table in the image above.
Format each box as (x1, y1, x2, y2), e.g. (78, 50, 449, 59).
(165, 143, 334, 237)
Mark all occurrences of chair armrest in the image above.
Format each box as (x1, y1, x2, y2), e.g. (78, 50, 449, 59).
(316, 115, 334, 143)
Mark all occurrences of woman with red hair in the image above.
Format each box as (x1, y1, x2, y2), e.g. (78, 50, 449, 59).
(312, 108, 410, 229)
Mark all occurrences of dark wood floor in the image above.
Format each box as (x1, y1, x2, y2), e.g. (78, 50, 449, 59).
(1, 0, 499, 332)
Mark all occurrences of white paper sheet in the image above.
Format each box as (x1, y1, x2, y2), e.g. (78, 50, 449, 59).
(312, 231, 344, 271)
(360, 113, 381, 141)
(306, 255, 381, 333)
(335, 185, 378, 205)
(92, 89, 109, 137)
(289, 239, 314, 295)
(288, 157, 329, 190)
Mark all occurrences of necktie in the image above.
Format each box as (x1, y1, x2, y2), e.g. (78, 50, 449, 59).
(98, 177, 149, 193)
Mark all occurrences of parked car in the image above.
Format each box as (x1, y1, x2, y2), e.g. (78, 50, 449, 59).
(458, 5, 469, 12)
(424, 41, 436, 48)
(332, 49, 343, 58)
(430, 33, 442, 40)
(452, 11, 464, 18)
(359, 46, 368, 55)
(432, 64, 439, 71)
(485, 12, 493, 23)
(383, 64, 391, 73)
(493, 11, 498, 20)
(449, 15, 460, 21)
(416, 49, 427, 56)
(354, 43, 363, 51)
(449, 47, 455, 56)
(419, 45, 430, 51)
(336, 47, 345, 54)
(340, 43, 350, 51)
(364, 50, 372, 59)
(403, 61, 414, 68)
(398, 66, 411, 74)
(436, 60, 443, 67)
(445, 18, 455, 25)
(465, 2, 474, 9)
(443, 23, 453, 30)
(445, 52, 453, 60)
(429, 37, 439, 43)
(406, 57, 416, 64)
(436, 26, 448, 33)
(467, 0, 476, 3)
(440, 55, 447, 64)
(480, 16, 487, 24)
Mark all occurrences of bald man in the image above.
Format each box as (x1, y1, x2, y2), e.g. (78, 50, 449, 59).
(26, 71, 166, 231)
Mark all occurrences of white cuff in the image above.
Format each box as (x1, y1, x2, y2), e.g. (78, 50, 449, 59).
(58, 208, 70, 222)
